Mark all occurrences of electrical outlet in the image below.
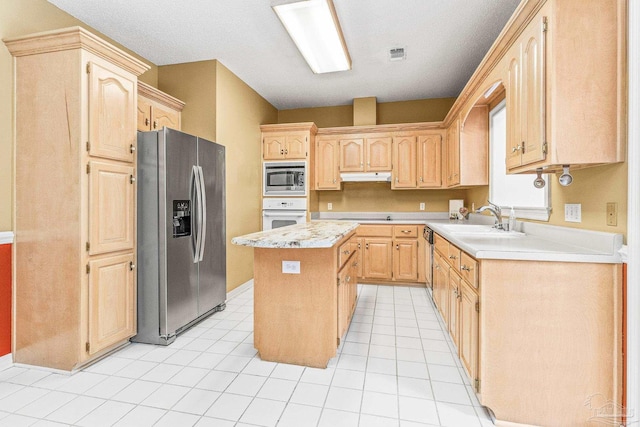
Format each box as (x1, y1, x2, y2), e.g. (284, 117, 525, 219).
(327, 203, 333, 211)
(564, 204, 582, 223)
(282, 261, 300, 274)
(606, 202, 618, 226)
(419, 202, 425, 211)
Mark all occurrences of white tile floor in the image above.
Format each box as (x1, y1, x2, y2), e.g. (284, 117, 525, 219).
(0, 283, 493, 426)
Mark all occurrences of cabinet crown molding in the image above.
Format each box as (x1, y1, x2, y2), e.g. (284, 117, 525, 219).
(260, 122, 318, 134)
(317, 121, 444, 136)
(138, 81, 185, 111)
(3, 26, 150, 76)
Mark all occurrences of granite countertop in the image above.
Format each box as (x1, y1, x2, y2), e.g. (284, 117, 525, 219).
(231, 220, 359, 249)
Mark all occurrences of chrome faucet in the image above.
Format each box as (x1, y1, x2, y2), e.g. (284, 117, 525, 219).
(476, 201, 504, 229)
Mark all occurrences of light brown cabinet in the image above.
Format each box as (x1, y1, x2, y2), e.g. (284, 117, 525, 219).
(5, 27, 148, 370)
(391, 135, 417, 189)
(417, 134, 442, 188)
(357, 224, 424, 283)
(445, 107, 488, 188)
(458, 277, 479, 386)
(339, 135, 392, 172)
(337, 236, 358, 344)
(501, 0, 625, 174)
(316, 137, 340, 190)
(137, 81, 184, 132)
(505, 6, 546, 170)
(261, 123, 317, 163)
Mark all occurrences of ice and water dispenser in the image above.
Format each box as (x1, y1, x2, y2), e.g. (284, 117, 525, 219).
(172, 200, 191, 237)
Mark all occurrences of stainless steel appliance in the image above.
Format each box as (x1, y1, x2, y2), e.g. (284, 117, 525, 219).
(423, 226, 434, 291)
(134, 128, 226, 345)
(263, 161, 306, 196)
(262, 198, 307, 230)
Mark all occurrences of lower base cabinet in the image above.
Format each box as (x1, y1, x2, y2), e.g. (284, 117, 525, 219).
(432, 232, 623, 426)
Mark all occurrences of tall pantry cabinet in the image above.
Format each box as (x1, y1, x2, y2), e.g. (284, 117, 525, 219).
(4, 27, 149, 370)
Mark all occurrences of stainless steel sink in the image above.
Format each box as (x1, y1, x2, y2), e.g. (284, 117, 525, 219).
(438, 224, 526, 238)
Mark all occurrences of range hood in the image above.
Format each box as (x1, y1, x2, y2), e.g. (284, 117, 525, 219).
(340, 172, 392, 182)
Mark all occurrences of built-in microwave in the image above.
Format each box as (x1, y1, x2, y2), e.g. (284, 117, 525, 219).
(263, 161, 306, 196)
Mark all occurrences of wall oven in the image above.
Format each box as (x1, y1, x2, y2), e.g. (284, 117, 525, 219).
(263, 161, 306, 196)
(262, 198, 307, 231)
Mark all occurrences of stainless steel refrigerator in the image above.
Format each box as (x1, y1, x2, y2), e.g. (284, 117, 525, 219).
(133, 128, 226, 345)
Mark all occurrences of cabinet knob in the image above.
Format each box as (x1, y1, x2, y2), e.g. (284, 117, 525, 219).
(285, 148, 289, 155)
(130, 175, 136, 184)
(461, 265, 472, 271)
(343, 249, 350, 255)
(153, 120, 158, 129)
(280, 149, 284, 155)
(346, 275, 351, 283)
(512, 144, 522, 153)
(395, 177, 399, 183)
(401, 230, 411, 234)
(396, 244, 399, 250)
(333, 179, 336, 183)
(360, 162, 364, 167)
(129, 262, 136, 271)
(145, 118, 150, 126)
(357, 243, 361, 249)
(365, 243, 369, 249)
(130, 144, 136, 153)
(448, 255, 457, 260)
(420, 177, 424, 182)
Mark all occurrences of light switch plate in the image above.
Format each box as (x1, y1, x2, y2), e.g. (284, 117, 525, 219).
(564, 204, 582, 223)
(282, 260, 300, 274)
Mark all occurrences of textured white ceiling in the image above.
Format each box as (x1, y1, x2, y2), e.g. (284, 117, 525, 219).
(47, 0, 520, 110)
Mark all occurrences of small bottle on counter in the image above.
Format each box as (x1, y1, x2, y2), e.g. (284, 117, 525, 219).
(508, 207, 516, 231)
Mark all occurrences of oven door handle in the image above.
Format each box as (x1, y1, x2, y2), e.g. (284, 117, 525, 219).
(262, 211, 307, 217)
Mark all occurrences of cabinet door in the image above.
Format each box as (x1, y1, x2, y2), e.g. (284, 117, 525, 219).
(445, 120, 460, 187)
(88, 161, 135, 255)
(355, 237, 364, 278)
(393, 239, 418, 281)
(363, 238, 392, 280)
(136, 96, 152, 131)
(418, 237, 427, 283)
(505, 44, 523, 170)
(520, 15, 546, 166)
(152, 103, 181, 131)
(88, 253, 135, 355)
(418, 134, 442, 188)
(459, 281, 479, 390)
(316, 138, 341, 190)
(263, 135, 286, 160)
(88, 62, 136, 162)
(340, 138, 364, 171)
(366, 137, 392, 171)
(448, 271, 461, 346)
(285, 133, 308, 159)
(337, 264, 352, 343)
(392, 136, 417, 189)
(433, 252, 449, 319)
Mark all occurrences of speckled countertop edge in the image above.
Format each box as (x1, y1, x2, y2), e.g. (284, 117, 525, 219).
(231, 220, 359, 249)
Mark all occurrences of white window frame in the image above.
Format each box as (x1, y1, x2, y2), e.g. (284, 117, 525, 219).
(488, 100, 551, 221)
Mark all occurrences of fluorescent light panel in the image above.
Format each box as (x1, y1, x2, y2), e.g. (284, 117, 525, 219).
(273, 0, 351, 74)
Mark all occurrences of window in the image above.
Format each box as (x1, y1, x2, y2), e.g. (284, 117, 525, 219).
(488, 100, 551, 220)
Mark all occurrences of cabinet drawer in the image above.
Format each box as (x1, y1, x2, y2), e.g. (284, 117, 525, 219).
(338, 238, 354, 269)
(447, 245, 461, 270)
(357, 224, 393, 237)
(434, 233, 449, 256)
(460, 252, 478, 289)
(393, 225, 418, 238)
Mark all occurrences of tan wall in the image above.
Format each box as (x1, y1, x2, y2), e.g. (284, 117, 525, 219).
(377, 98, 456, 124)
(278, 105, 353, 128)
(278, 98, 456, 129)
(158, 61, 218, 142)
(215, 62, 278, 291)
(318, 183, 467, 212)
(465, 162, 628, 238)
(0, 0, 156, 232)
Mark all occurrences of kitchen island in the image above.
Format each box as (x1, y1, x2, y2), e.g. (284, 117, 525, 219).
(232, 221, 359, 368)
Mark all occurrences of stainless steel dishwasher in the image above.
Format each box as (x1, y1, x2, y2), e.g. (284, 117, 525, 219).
(423, 226, 434, 291)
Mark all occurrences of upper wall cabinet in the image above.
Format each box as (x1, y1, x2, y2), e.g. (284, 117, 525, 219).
(392, 132, 443, 190)
(445, 107, 488, 188)
(137, 82, 185, 132)
(316, 137, 340, 190)
(339, 135, 392, 172)
(261, 123, 317, 161)
(503, 0, 626, 174)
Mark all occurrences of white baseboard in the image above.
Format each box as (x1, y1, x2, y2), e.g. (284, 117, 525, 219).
(0, 353, 13, 371)
(227, 279, 253, 301)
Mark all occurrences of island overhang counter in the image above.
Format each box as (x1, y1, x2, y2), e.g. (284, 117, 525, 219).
(232, 221, 359, 368)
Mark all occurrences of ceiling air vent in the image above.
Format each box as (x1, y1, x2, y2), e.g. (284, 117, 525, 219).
(389, 47, 406, 61)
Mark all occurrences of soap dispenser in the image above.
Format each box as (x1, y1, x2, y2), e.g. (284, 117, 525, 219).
(508, 207, 516, 231)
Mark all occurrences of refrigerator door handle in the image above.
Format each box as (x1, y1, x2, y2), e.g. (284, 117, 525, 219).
(197, 165, 207, 262)
(191, 165, 202, 263)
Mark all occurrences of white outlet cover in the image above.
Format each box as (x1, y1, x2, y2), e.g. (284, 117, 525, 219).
(327, 203, 333, 211)
(419, 203, 425, 211)
(282, 260, 300, 274)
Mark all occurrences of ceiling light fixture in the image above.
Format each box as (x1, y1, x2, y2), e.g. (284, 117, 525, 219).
(272, 0, 351, 74)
